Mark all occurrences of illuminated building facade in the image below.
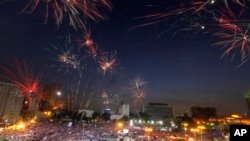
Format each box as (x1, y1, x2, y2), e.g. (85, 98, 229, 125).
(0, 81, 24, 121)
(118, 104, 130, 116)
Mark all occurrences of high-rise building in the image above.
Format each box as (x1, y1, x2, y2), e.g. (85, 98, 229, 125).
(118, 104, 130, 116)
(0, 81, 24, 121)
(145, 102, 174, 120)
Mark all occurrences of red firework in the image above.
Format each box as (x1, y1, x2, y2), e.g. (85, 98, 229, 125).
(0, 57, 41, 97)
(213, 6, 250, 61)
(19, 0, 112, 30)
(213, 26, 250, 60)
(98, 51, 117, 75)
(76, 28, 95, 48)
(76, 28, 99, 58)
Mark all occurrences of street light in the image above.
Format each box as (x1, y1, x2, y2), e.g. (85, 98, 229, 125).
(190, 128, 199, 141)
(117, 122, 124, 129)
(197, 125, 205, 141)
(144, 127, 153, 135)
(182, 122, 188, 140)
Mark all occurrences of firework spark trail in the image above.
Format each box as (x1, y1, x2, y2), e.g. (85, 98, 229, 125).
(85, 90, 93, 108)
(77, 80, 89, 110)
(0, 57, 41, 97)
(193, 0, 248, 16)
(77, 79, 96, 110)
(56, 61, 85, 111)
(96, 89, 120, 109)
(129, 76, 148, 91)
(98, 51, 117, 76)
(86, 44, 98, 59)
(47, 35, 90, 111)
(129, 6, 196, 31)
(129, 1, 216, 39)
(130, 0, 249, 34)
(0, 57, 42, 114)
(66, 63, 85, 110)
(212, 5, 250, 61)
(46, 33, 117, 112)
(20, 0, 85, 30)
(212, 3, 250, 62)
(80, 0, 112, 21)
(129, 76, 147, 118)
(76, 28, 95, 48)
(73, 68, 84, 108)
(47, 37, 86, 74)
(66, 85, 79, 112)
(213, 23, 250, 61)
(85, 81, 100, 108)
(131, 88, 146, 119)
(129, 0, 250, 64)
(75, 28, 99, 59)
(17, 0, 112, 30)
(76, 80, 101, 119)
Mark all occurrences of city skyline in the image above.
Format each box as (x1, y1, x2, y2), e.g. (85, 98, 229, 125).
(1, 0, 250, 116)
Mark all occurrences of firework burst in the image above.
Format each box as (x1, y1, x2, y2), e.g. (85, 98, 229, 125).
(96, 89, 120, 108)
(17, 0, 112, 30)
(129, 0, 216, 38)
(130, 0, 250, 35)
(130, 0, 250, 64)
(80, 0, 112, 21)
(0, 57, 41, 97)
(19, 0, 84, 30)
(213, 23, 250, 61)
(98, 50, 117, 76)
(129, 76, 148, 90)
(46, 35, 89, 110)
(77, 28, 95, 47)
(0, 57, 42, 114)
(129, 76, 148, 118)
(75, 28, 99, 59)
(212, 4, 250, 61)
(47, 42, 86, 74)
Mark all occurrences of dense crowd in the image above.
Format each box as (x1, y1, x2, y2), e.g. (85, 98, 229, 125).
(0, 119, 228, 141)
(0, 119, 122, 141)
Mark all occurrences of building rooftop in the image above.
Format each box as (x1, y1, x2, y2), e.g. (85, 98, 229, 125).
(148, 102, 168, 106)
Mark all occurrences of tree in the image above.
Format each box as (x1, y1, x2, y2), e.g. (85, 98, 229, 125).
(38, 100, 52, 111)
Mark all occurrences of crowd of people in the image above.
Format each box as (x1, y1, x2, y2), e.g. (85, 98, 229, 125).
(2, 117, 223, 141)
(0, 119, 122, 141)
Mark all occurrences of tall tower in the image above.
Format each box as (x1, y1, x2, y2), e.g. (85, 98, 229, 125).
(0, 81, 24, 121)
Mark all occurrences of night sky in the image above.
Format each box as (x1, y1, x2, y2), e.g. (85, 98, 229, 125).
(1, 0, 250, 116)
